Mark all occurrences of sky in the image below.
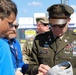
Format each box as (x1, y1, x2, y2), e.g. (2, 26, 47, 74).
(12, 0, 76, 20)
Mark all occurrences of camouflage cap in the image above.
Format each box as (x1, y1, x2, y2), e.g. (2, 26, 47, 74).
(36, 17, 49, 24)
(47, 4, 74, 19)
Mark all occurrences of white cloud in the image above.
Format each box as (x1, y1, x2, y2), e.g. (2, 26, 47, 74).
(70, 13, 76, 23)
(71, 5, 76, 10)
(23, 9, 28, 13)
(28, 1, 43, 6)
(70, 12, 76, 19)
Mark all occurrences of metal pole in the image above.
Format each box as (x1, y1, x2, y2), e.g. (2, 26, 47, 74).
(61, 0, 62, 4)
(61, 0, 69, 5)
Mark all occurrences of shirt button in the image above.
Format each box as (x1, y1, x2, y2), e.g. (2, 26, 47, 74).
(56, 57, 58, 61)
(69, 57, 72, 59)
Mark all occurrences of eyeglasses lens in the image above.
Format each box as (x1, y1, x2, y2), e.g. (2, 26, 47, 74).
(50, 23, 66, 28)
(9, 24, 18, 29)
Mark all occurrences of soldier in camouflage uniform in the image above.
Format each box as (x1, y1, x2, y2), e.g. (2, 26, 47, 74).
(22, 36, 35, 64)
(22, 17, 50, 64)
(27, 4, 76, 75)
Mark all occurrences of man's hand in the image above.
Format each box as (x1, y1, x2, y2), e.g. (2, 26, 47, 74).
(15, 70, 23, 75)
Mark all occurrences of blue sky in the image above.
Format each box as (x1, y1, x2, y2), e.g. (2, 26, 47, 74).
(12, 0, 76, 19)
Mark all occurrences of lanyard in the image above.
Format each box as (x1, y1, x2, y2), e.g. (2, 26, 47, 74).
(10, 45, 19, 68)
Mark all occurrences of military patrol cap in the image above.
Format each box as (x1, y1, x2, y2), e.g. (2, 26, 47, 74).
(36, 17, 49, 24)
(47, 4, 74, 25)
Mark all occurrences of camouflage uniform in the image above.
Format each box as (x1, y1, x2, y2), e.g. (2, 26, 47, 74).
(22, 17, 49, 64)
(22, 36, 35, 64)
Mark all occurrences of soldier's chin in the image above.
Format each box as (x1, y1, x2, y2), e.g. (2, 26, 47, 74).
(8, 34, 17, 39)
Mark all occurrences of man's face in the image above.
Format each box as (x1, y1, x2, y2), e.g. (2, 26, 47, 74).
(36, 21, 49, 34)
(49, 18, 70, 37)
(4, 19, 18, 39)
(0, 12, 16, 37)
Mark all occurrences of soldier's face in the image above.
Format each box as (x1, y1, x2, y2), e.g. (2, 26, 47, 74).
(50, 18, 71, 37)
(37, 21, 49, 34)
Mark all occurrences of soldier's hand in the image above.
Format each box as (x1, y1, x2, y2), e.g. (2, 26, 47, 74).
(36, 72, 44, 75)
(38, 64, 51, 74)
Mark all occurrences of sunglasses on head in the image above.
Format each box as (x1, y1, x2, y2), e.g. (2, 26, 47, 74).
(50, 23, 67, 28)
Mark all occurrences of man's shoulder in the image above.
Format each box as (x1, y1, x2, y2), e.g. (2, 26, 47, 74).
(69, 29, 76, 36)
(36, 30, 52, 38)
(66, 29, 76, 40)
(0, 38, 9, 48)
(72, 29, 76, 35)
(24, 36, 35, 45)
(27, 36, 35, 41)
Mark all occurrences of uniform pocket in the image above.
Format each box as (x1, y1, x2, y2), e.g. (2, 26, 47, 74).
(62, 50, 73, 60)
(37, 49, 52, 65)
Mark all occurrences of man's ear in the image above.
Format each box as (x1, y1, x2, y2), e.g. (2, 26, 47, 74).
(0, 18, 2, 22)
(68, 18, 71, 22)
